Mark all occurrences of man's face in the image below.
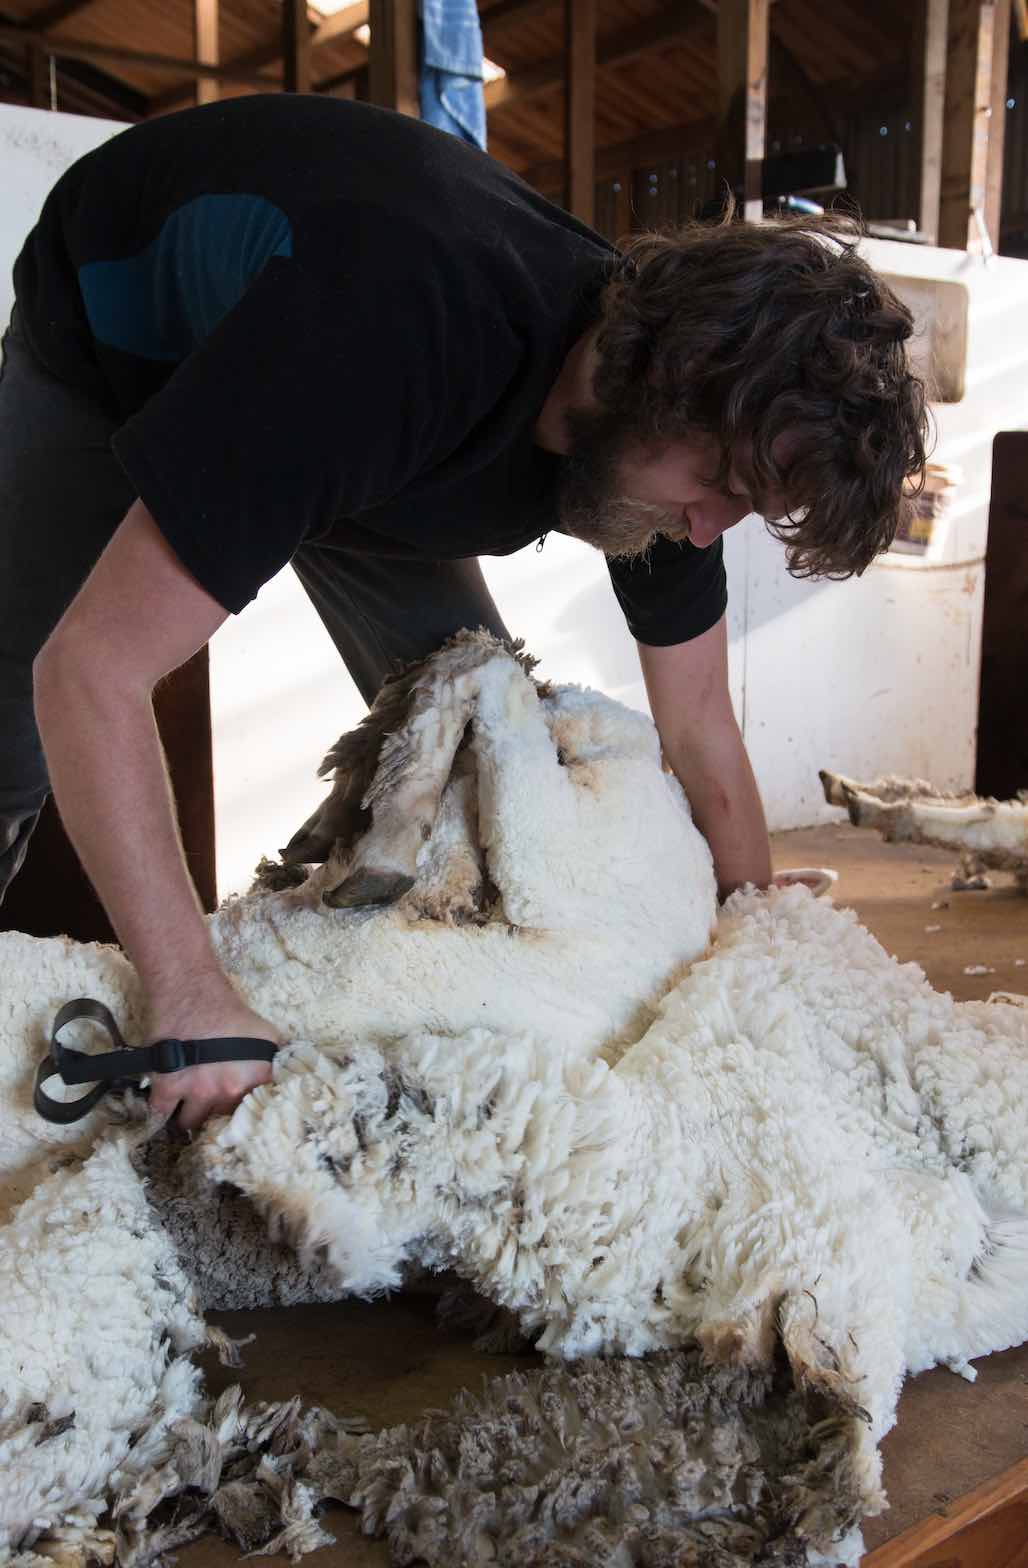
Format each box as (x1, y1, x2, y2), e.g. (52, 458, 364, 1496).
(557, 409, 785, 559)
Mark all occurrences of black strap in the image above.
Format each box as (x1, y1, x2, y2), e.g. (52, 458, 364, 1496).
(34, 997, 277, 1125)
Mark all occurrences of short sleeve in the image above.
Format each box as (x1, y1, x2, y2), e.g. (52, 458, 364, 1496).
(607, 534, 727, 646)
(111, 238, 517, 613)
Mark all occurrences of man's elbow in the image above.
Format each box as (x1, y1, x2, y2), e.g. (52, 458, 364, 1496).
(33, 623, 147, 717)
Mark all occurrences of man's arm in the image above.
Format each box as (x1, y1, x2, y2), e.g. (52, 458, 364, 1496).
(33, 499, 278, 1129)
(638, 615, 772, 900)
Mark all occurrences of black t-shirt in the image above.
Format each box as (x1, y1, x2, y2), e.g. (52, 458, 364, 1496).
(14, 95, 726, 642)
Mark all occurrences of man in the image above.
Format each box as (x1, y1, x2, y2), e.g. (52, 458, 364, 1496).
(1, 94, 926, 1128)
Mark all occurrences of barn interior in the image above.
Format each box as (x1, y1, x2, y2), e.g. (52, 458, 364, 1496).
(1, 3, 1027, 1566)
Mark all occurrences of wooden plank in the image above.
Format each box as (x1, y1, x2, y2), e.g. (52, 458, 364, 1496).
(194, 0, 219, 106)
(26, 39, 49, 107)
(30, 0, 95, 29)
(312, 2, 369, 48)
(915, 0, 948, 240)
(717, 0, 770, 221)
(0, 24, 275, 85)
(481, 0, 557, 32)
(485, 1, 710, 111)
(863, 1457, 1028, 1566)
(985, 0, 1011, 247)
(976, 432, 1028, 798)
(1015, 0, 1028, 38)
(282, 0, 311, 93)
(367, 0, 419, 115)
(939, 0, 997, 250)
(564, 0, 596, 224)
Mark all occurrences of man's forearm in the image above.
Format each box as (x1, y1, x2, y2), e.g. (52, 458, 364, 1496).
(660, 719, 772, 899)
(34, 647, 232, 1024)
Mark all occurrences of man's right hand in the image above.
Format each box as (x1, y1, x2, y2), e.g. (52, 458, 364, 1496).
(147, 1000, 280, 1130)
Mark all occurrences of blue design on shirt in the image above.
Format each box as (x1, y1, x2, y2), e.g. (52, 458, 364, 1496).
(78, 194, 293, 362)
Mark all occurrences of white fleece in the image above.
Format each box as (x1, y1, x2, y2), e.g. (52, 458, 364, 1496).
(1, 649, 1026, 1567)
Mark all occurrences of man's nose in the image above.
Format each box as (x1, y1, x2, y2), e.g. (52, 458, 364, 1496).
(688, 498, 749, 548)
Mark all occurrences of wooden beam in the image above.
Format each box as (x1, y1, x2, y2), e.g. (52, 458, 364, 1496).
(717, 0, 770, 221)
(939, 0, 999, 250)
(862, 1457, 1028, 1567)
(30, 0, 96, 29)
(528, 114, 717, 192)
(151, 39, 282, 112)
(985, 0, 1011, 248)
(312, 2, 369, 48)
(486, 1, 710, 111)
(282, 0, 311, 92)
(481, 0, 557, 31)
(154, 0, 544, 120)
(153, 6, 365, 113)
(564, 0, 596, 223)
(26, 39, 49, 107)
(367, 0, 419, 115)
(522, 59, 913, 191)
(1016, 0, 1028, 39)
(0, 24, 276, 85)
(194, 0, 219, 106)
(915, 0, 948, 241)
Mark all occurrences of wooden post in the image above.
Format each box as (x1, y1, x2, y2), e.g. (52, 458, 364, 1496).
(194, 0, 219, 106)
(367, 0, 419, 116)
(985, 0, 1011, 250)
(282, 0, 311, 94)
(939, 0, 998, 251)
(564, 0, 596, 226)
(0, 650, 217, 945)
(915, 0, 948, 241)
(26, 40, 49, 106)
(717, 0, 770, 223)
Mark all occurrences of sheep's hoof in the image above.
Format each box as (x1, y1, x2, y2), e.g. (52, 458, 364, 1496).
(323, 869, 416, 909)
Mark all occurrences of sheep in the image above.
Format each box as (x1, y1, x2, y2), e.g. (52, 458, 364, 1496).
(820, 769, 1028, 893)
(2, 633, 1028, 1568)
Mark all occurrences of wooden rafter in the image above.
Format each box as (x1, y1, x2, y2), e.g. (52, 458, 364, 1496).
(939, 0, 1000, 250)
(985, 0, 1012, 247)
(0, 22, 277, 85)
(312, 3, 369, 49)
(367, 0, 418, 115)
(717, 0, 770, 220)
(521, 59, 912, 191)
(26, 38, 48, 106)
(486, 1, 711, 110)
(194, 0, 218, 106)
(153, 0, 548, 118)
(282, 0, 311, 92)
(28, 0, 97, 29)
(915, 0, 947, 242)
(564, 0, 596, 223)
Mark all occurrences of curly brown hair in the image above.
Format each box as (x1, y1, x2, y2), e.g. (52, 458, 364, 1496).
(592, 210, 929, 577)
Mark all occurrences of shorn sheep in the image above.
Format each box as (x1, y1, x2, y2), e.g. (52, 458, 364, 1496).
(821, 769, 1028, 894)
(2, 632, 1028, 1568)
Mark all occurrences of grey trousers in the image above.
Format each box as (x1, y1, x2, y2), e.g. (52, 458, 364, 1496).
(0, 311, 509, 901)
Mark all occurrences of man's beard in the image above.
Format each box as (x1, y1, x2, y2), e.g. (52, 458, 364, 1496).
(557, 405, 687, 560)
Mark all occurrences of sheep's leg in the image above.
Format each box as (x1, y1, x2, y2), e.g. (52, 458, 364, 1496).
(323, 633, 519, 909)
(820, 770, 1028, 882)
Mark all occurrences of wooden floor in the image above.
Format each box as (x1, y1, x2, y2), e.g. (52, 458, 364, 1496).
(183, 823, 1028, 1568)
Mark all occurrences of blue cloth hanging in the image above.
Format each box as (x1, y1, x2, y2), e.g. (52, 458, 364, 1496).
(419, 0, 488, 151)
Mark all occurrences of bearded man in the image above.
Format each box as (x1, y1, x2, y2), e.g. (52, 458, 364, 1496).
(1, 94, 927, 1127)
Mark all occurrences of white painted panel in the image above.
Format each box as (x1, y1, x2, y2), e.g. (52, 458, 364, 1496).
(0, 105, 123, 326)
